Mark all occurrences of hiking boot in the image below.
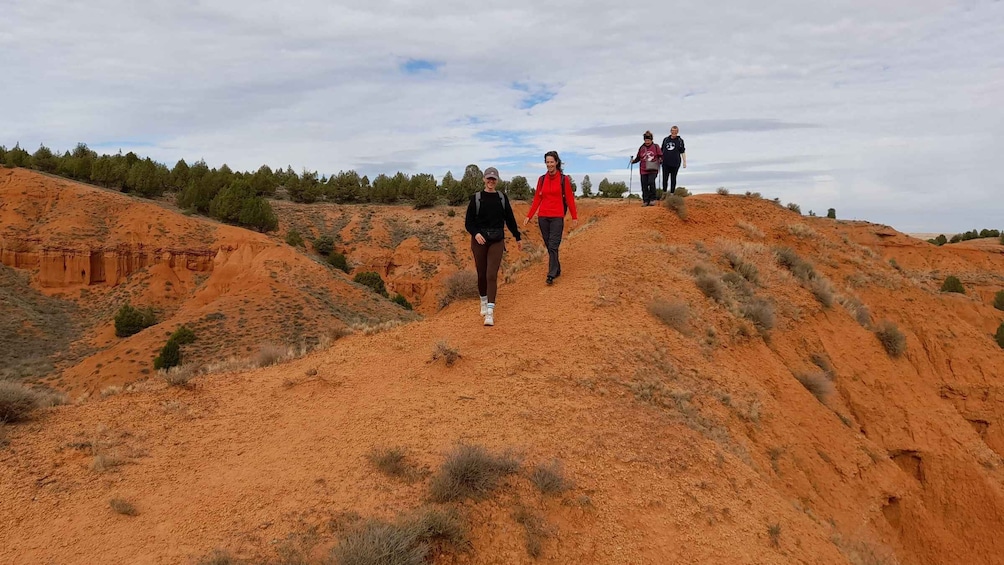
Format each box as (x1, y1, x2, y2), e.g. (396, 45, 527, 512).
(484, 308, 494, 326)
(546, 276, 554, 285)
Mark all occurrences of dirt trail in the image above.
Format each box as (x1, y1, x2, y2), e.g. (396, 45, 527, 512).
(3, 178, 1004, 564)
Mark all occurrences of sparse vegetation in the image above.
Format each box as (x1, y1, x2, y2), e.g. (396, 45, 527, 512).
(663, 194, 687, 219)
(513, 506, 549, 558)
(768, 523, 782, 548)
(392, 294, 413, 310)
(788, 223, 817, 238)
(109, 498, 138, 516)
(431, 341, 460, 367)
(741, 298, 776, 333)
(875, 321, 907, 357)
(160, 365, 197, 387)
(786, 202, 801, 214)
(92, 453, 125, 472)
(795, 372, 834, 402)
(529, 460, 572, 495)
(809, 277, 835, 308)
(736, 221, 764, 239)
(994, 290, 1004, 311)
(439, 271, 479, 309)
(716, 187, 729, 195)
(285, 229, 305, 247)
(996, 322, 1004, 349)
(368, 447, 420, 481)
(940, 275, 965, 294)
(428, 444, 520, 503)
(256, 343, 290, 367)
(329, 508, 467, 565)
(675, 186, 690, 197)
(114, 304, 156, 337)
(647, 300, 690, 334)
(695, 273, 727, 303)
(313, 235, 335, 256)
(0, 381, 42, 422)
(328, 252, 351, 273)
(775, 247, 816, 282)
(827, 208, 836, 219)
(353, 271, 389, 297)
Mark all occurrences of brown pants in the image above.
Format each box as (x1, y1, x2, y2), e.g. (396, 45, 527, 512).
(471, 237, 504, 303)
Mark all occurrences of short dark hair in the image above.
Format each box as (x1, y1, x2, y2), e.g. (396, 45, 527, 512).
(544, 150, 563, 172)
(643, 130, 653, 140)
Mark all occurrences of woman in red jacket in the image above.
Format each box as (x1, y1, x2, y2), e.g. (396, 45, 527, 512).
(523, 151, 578, 285)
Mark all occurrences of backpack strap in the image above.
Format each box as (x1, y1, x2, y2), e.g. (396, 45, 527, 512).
(537, 174, 568, 217)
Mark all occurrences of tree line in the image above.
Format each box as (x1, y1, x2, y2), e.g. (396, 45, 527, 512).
(0, 142, 633, 233)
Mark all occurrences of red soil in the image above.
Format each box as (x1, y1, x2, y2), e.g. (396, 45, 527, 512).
(2, 169, 1004, 564)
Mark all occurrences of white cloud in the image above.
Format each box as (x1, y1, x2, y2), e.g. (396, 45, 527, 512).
(0, 0, 1001, 230)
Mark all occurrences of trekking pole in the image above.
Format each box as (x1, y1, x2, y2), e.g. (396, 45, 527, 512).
(628, 161, 634, 196)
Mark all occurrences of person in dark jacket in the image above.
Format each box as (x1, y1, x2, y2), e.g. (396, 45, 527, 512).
(465, 166, 522, 326)
(630, 131, 662, 206)
(661, 125, 686, 194)
(523, 151, 578, 286)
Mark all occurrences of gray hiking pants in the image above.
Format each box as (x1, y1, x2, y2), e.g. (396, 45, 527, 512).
(538, 217, 564, 278)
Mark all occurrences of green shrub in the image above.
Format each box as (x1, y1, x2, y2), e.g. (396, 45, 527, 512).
(354, 271, 389, 297)
(153, 339, 181, 371)
(328, 252, 350, 273)
(675, 186, 690, 197)
(996, 322, 1004, 349)
(285, 229, 304, 247)
(874, 320, 906, 357)
(786, 202, 801, 214)
(994, 290, 1004, 311)
(741, 298, 776, 333)
(447, 209, 456, 217)
(695, 273, 726, 303)
(170, 326, 196, 345)
(826, 208, 836, 219)
(940, 275, 965, 294)
(114, 304, 156, 337)
(0, 381, 42, 423)
(392, 293, 413, 310)
(313, 235, 335, 256)
(716, 187, 729, 195)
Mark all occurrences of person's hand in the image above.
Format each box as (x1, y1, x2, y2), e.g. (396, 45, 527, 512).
(572, 219, 579, 229)
(475, 233, 486, 245)
(522, 217, 529, 226)
(683, 163, 687, 168)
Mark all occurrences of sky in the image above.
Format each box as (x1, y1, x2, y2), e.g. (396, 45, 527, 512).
(1, 0, 1002, 232)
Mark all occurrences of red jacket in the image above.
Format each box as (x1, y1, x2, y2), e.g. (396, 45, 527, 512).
(527, 172, 578, 220)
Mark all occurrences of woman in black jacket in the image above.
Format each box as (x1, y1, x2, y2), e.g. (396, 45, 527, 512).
(464, 166, 522, 326)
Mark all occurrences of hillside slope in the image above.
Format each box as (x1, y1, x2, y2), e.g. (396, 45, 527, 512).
(3, 183, 1004, 564)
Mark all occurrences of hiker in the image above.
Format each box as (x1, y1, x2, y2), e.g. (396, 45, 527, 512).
(523, 151, 578, 286)
(630, 131, 662, 206)
(465, 166, 522, 326)
(661, 125, 687, 194)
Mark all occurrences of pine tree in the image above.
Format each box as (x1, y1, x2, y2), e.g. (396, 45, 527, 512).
(580, 175, 593, 198)
(238, 196, 278, 232)
(509, 176, 532, 200)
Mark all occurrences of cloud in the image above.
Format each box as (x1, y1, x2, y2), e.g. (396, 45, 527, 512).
(0, 0, 1001, 231)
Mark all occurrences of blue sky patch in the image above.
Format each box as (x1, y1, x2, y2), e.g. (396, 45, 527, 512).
(400, 58, 442, 74)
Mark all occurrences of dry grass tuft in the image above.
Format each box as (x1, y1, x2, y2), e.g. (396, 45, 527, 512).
(530, 459, 573, 495)
(716, 186, 730, 195)
(795, 372, 834, 402)
(695, 273, 727, 303)
(368, 447, 424, 482)
(838, 295, 872, 327)
(196, 549, 239, 565)
(741, 298, 776, 333)
(256, 343, 293, 367)
(329, 507, 467, 565)
(428, 444, 520, 503)
(513, 506, 549, 558)
(92, 453, 126, 472)
(109, 498, 138, 516)
(431, 341, 460, 367)
(787, 223, 818, 238)
(439, 271, 480, 309)
(768, 523, 782, 547)
(647, 300, 690, 334)
(874, 321, 906, 357)
(663, 194, 688, 219)
(809, 277, 835, 308)
(736, 221, 764, 239)
(160, 365, 197, 388)
(0, 381, 43, 423)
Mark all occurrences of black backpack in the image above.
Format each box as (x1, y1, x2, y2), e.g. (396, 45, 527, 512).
(475, 190, 508, 216)
(535, 173, 568, 215)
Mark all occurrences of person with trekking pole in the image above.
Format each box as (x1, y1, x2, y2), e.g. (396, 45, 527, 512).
(661, 125, 686, 194)
(630, 131, 662, 206)
(465, 167, 522, 326)
(523, 151, 578, 286)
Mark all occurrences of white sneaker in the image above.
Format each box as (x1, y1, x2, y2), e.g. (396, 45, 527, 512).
(480, 299, 488, 316)
(484, 307, 494, 326)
